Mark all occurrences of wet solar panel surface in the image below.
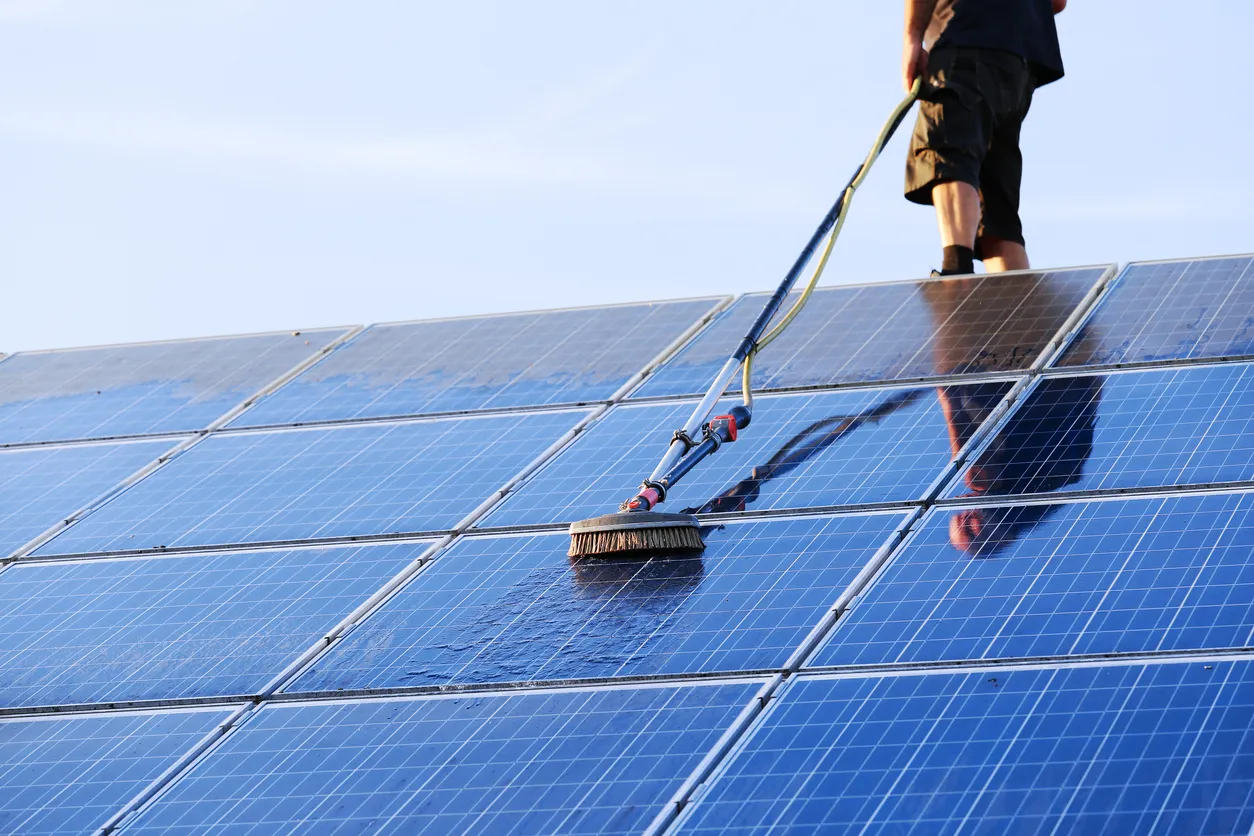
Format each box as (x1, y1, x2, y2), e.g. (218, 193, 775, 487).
(814, 492, 1254, 667)
(289, 514, 906, 692)
(0, 543, 425, 707)
(236, 299, 723, 427)
(1056, 255, 1254, 367)
(0, 330, 345, 445)
(124, 682, 761, 836)
(632, 268, 1105, 399)
(0, 438, 175, 557)
(483, 383, 1013, 528)
(944, 363, 1254, 501)
(35, 410, 587, 556)
(677, 662, 1254, 835)
(0, 708, 232, 836)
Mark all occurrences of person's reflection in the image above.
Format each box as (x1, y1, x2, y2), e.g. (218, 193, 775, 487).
(941, 374, 1101, 555)
(682, 390, 926, 515)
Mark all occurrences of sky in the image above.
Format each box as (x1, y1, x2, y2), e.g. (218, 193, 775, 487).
(1, 1, 1250, 353)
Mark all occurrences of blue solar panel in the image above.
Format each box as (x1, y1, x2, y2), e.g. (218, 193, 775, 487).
(632, 268, 1106, 399)
(814, 492, 1254, 668)
(0, 330, 346, 445)
(288, 514, 906, 692)
(0, 542, 427, 707)
(1057, 255, 1254, 368)
(235, 299, 723, 427)
(677, 662, 1254, 835)
(124, 681, 761, 836)
(0, 438, 175, 557)
(0, 707, 232, 836)
(35, 410, 588, 556)
(482, 383, 1013, 528)
(945, 363, 1254, 501)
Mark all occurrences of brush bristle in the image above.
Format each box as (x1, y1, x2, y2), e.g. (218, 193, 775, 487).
(568, 524, 704, 558)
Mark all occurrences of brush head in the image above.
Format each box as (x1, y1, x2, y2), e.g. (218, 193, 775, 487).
(568, 511, 705, 558)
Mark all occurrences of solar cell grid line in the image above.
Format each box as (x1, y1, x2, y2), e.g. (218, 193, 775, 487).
(670, 659, 1254, 835)
(119, 678, 767, 836)
(0, 436, 180, 559)
(629, 266, 1111, 400)
(0, 327, 352, 447)
(285, 512, 909, 694)
(0, 705, 236, 836)
(480, 380, 1022, 529)
(809, 490, 1254, 669)
(31, 407, 593, 557)
(232, 296, 729, 429)
(1055, 254, 1254, 369)
(940, 361, 1254, 503)
(0, 540, 436, 709)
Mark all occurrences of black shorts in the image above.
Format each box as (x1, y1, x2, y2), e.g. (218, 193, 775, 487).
(905, 46, 1035, 252)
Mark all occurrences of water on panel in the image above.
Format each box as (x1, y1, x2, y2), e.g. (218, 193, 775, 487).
(291, 513, 906, 692)
(0, 438, 175, 556)
(944, 363, 1254, 502)
(0, 707, 232, 836)
(236, 298, 724, 426)
(0, 542, 427, 707)
(484, 382, 1014, 528)
(0, 329, 347, 445)
(814, 492, 1254, 667)
(1057, 255, 1254, 367)
(36, 409, 588, 556)
(632, 268, 1105, 399)
(124, 682, 762, 836)
(677, 662, 1254, 835)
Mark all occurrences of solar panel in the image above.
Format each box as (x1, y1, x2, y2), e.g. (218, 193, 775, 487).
(234, 299, 724, 428)
(0, 707, 233, 836)
(0, 438, 176, 557)
(123, 681, 762, 836)
(944, 363, 1254, 501)
(631, 268, 1107, 399)
(289, 513, 907, 693)
(813, 492, 1254, 668)
(676, 661, 1254, 834)
(35, 409, 589, 557)
(0, 329, 347, 446)
(1056, 255, 1254, 368)
(0, 542, 428, 708)
(482, 383, 1014, 528)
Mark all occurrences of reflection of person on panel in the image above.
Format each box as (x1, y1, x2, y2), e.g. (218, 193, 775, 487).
(924, 275, 1103, 556)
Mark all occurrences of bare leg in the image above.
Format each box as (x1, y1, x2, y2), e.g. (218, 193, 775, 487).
(980, 237, 1030, 272)
(933, 181, 980, 248)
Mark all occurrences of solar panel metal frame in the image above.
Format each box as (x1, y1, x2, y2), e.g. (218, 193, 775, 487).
(1047, 253, 1254, 373)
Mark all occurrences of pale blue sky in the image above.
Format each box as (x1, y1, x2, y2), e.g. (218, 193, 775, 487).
(2, 1, 1249, 352)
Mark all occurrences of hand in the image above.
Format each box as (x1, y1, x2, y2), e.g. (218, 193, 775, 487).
(902, 38, 928, 92)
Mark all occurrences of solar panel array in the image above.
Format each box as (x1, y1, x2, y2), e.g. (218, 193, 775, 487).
(2, 256, 1253, 834)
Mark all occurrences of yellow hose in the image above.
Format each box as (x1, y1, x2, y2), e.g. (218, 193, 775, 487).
(741, 79, 921, 409)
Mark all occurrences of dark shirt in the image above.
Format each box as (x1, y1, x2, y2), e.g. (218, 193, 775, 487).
(927, 0, 1064, 86)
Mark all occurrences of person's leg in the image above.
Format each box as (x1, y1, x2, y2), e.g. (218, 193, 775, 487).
(933, 180, 981, 248)
(980, 237, 1029, 272)
(902, 48, 990, 275)
(976, 57, 1035, 273)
